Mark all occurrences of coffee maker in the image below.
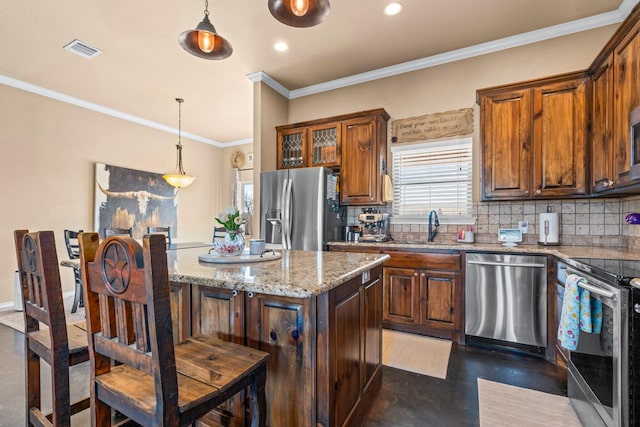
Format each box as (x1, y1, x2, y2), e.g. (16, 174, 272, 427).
(358, 211, 390, 242)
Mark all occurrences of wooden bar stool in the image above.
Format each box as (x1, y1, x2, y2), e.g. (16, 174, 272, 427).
(78, 233, 270, 426)
(14, 230, 90, 427)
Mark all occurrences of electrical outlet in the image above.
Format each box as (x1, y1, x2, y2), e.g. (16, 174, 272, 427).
(518, 220, 529, 234)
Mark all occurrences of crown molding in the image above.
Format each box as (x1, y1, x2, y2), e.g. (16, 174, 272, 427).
(246, 71, 290, 98)
(251, 1, 636, 100)
(0, 74, 228, 147)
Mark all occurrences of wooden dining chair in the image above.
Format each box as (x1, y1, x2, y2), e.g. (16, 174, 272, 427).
(103, 227, 132, 238)
(14, 230, 90, 427)
(212, 226, 226, 243)
(147, 226, 171, 245)
(78, 233, 270, 426)
(63, 229, 84, 313)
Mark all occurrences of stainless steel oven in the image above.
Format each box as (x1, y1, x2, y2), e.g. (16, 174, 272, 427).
(563, 257, 640, 427)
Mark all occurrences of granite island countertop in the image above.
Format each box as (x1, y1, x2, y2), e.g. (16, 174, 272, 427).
(62, 248, 390, 298)
(328, 240, 640, 261)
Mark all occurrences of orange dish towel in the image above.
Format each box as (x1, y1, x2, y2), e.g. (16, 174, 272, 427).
(382, 175, 394, 202)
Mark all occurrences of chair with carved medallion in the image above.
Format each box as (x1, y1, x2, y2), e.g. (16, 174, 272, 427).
(14, 230, 90, 427)
(78, 232, 270, 426)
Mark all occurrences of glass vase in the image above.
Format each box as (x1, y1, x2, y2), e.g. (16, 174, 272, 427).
(214, 229, 245, 256)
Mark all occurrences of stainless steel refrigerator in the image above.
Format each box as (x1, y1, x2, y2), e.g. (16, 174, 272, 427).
(260, 167, 343, 250)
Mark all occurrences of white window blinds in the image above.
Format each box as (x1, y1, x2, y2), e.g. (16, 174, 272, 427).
(391, 138, 472, 220)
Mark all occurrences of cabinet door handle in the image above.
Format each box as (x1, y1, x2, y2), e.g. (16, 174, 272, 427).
(414, 272, 419, 276)
(535, 188, 542, 195)
(248, 291, 255, 298)
(231, 290, 238, 297)
(421, 273, 426, 277)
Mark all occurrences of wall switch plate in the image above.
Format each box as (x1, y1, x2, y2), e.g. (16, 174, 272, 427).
(518, 220, 529, 234)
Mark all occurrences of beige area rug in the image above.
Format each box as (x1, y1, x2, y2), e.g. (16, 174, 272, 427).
(0, 308, 85, 333)
(478, 378, 582, 427)
(382, 329, 452, 380)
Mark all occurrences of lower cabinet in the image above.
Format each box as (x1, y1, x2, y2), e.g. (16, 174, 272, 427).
(169, 281, 190, 345)
(383, 262, 463, 343)
(328, 245, 464, 344)
(180, 265, 383, 427)
(246, 293, 314, 427)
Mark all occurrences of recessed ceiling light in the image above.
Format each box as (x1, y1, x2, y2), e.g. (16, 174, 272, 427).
(384, 2, 403, 16)
(274, 41, 289, 52)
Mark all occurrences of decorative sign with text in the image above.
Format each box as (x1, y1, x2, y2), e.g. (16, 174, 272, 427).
(391, 108, 474, 143)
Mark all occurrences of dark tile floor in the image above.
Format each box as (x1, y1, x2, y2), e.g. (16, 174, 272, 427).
(0, 323, 567, 427)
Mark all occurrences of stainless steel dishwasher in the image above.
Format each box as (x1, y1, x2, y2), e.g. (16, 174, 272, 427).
(465, 253, 547, 347)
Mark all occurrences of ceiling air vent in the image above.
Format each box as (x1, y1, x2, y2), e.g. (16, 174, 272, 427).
(63, 39, 102, 58)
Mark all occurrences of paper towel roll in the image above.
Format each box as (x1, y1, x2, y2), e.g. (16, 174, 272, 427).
(538, 213, 560, 245)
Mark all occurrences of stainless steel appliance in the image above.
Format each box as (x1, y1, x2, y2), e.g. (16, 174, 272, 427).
(358, 211, 390, 242)
(260, 167, 343, 250)
(562, 257, 640, 427)
(465, 253, 547, 347)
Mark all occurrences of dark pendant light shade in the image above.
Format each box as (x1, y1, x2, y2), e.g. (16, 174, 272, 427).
(179, 0, 232, 60)
(268, 0, 330, 28)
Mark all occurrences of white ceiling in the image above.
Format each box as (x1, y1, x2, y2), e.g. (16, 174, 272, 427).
(0, 0, 635, 146)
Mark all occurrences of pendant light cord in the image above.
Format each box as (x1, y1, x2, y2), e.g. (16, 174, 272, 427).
(176, 97, 185, 174)
(204, 0, 209, 17)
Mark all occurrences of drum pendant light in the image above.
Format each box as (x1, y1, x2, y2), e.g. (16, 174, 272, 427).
(179, 0, 232, 60)
(268, 0, 330, 27)
(164, 98, 196, 189)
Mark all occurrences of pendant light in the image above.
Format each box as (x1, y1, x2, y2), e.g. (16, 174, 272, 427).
(268, 0, 330, 28)
(178, 0, 232, 60)
(163, 98, 196, 188)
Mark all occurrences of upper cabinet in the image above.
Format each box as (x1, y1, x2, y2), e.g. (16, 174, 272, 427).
(276, 108, 389, 205)
(340, 110, 389, 205)
(478, 72, 588, 201)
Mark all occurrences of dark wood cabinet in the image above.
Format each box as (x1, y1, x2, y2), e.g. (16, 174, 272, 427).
(340, 110, 389, 205)
(246, 293, 313, 426)
(383, 267, 421, 325)
(191, 285, 245, 344)
(169, 281, 190, 345)
(383, 267, 460, 332)
(612, 22, 640, 189)
(478, 72, 589, 200)
(479, 88, 532, 199)
(591, 53, 615, 193)
(275, 108, 389, 205)
(318, 266, 383, 427)
(532, 78, 588, 197)
(330, 245, 464, 344)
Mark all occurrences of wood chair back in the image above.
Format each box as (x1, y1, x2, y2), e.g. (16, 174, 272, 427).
(104, 227, 132, 238)
(79, 233, 270, 426)
(13, 229, 89, 427)
(147, 226, 171, 245)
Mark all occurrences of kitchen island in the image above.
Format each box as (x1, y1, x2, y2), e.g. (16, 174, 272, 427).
(65, 247, 389, 427)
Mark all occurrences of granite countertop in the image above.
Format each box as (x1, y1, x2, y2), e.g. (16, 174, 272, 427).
(62, 248, 390, 298)
(327, 240, 640, 261)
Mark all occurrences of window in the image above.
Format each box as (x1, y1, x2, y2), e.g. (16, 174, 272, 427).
(391, 137, 473, 223)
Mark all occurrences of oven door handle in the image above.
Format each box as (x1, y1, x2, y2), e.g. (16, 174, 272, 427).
(566, 267, 617, 300)
(577, 281, 616, 300)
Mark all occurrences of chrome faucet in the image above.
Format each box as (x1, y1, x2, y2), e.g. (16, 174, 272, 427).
(428, 210, 439, 242)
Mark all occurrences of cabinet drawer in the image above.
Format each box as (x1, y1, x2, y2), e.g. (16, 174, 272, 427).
(384, 251, 461, 270)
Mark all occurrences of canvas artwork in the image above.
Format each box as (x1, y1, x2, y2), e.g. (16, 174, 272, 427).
(94, 163, 178, 239)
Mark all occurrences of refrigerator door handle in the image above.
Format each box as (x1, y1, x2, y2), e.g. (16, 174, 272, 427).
(284, 178, 293, 249)
(280, 179, 289, 249)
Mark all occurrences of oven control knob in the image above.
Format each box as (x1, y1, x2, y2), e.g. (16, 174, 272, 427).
(635, 303, 640, 314)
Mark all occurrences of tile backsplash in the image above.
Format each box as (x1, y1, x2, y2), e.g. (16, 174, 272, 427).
(346, 195, 640, 250)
